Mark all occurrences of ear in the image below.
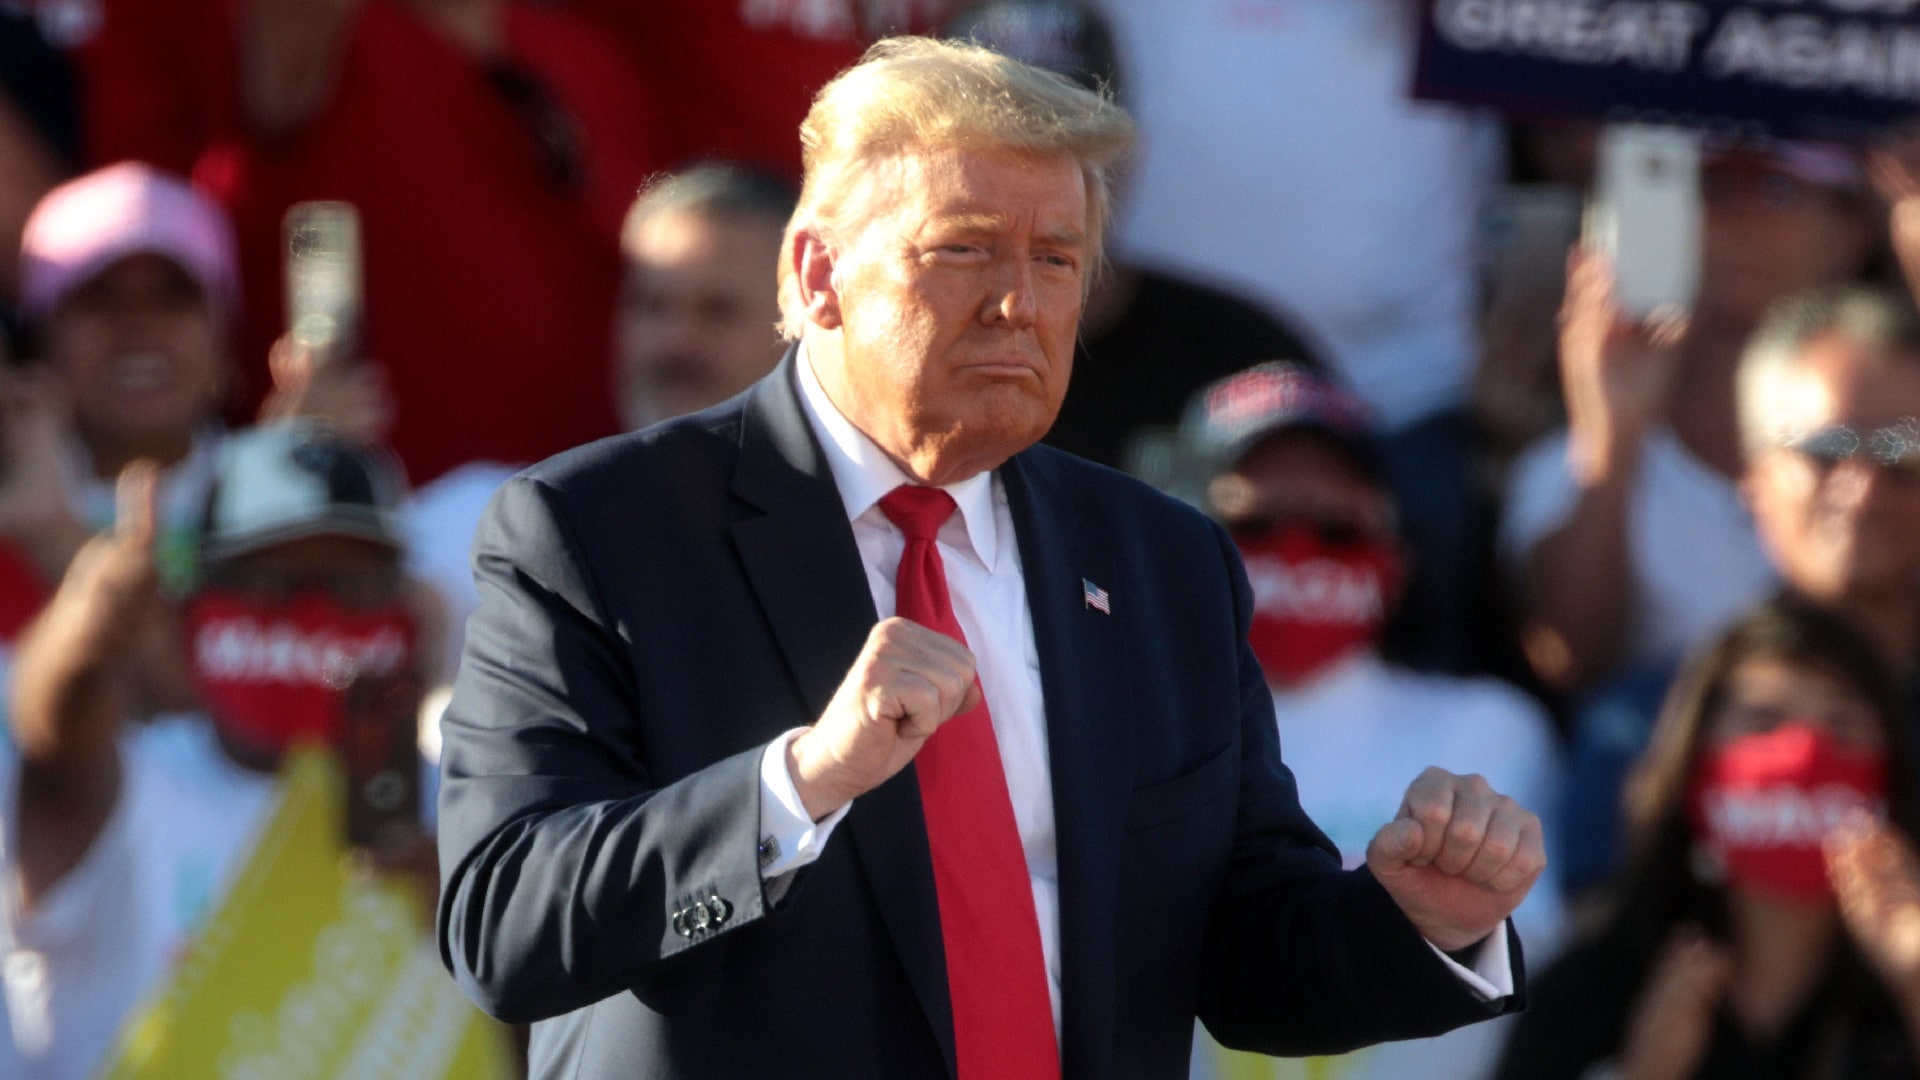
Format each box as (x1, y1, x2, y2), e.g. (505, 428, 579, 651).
(793, 228, 843, 331)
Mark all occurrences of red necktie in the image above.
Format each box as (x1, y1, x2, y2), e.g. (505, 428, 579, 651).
(878, 485, 1060, 1080)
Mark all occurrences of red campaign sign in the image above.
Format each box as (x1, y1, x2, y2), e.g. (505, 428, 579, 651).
(1414, 0, 1920, 140)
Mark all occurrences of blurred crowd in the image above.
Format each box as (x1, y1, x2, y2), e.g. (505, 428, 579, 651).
(6, 0, 1920, 1078)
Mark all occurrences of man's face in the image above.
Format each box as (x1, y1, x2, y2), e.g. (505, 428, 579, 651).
(615, 209, 788, 430)
(43, 252, 224, 451)
(1211, 431, 1395, 543)
(1744, 334, 1920, 604)
(1699, 157, 1866, 329)
(804, 145, 1087, 485)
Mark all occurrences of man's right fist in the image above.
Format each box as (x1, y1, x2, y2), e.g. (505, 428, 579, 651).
(787, 617, 981, 821)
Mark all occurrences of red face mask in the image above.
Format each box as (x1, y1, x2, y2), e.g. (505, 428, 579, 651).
(1687, 721, 1887, 905)
(185, 589, 417, 758)
(1237, 524, 1402, 688)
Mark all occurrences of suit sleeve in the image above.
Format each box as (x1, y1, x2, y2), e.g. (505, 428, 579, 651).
(1192, 519, 1524, 1055)
(434, 474, 770, 1024)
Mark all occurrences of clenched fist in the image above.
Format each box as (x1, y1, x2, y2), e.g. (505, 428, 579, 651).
(1366, 767, 1547, 953)
(787, 617, 983, 821)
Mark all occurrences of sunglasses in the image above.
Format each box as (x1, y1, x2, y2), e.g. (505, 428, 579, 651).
(1780, 419, 1920, 480)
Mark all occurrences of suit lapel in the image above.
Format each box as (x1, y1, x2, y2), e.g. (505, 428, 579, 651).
(729, 353, 879, 719)
(1002, 452, 1133, 1080)
(728, 352, 957, 1076)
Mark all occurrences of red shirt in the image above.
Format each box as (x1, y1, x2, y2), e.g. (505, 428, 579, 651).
(198, 0, 671, 482)
(570, 0, 953, 179)
(25, 0, 235, 172)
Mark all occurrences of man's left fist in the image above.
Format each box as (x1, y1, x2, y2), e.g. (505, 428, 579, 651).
(1365, 767, 1547, 953)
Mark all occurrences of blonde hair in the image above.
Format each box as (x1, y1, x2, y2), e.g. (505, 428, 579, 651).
(776, 35, 1136, 339)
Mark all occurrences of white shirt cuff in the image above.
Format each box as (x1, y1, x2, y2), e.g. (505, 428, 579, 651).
(1426, 921, 1516, 1002)
(757, 728, 851, 879)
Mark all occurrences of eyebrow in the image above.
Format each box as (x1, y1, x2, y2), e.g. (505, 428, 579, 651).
(926, 213, 1087, 248)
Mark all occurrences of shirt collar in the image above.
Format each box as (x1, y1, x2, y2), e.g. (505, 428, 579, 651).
(794, 345, 999, 571)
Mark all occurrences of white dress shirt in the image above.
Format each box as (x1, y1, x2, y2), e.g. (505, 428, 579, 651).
(757, 352, 1513, 1040)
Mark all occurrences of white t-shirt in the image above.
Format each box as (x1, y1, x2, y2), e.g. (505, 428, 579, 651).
(0, 717, 274, 1080)
(1501, 425, 1777, 670)
(1193, 651, 1567, 1080)
(1104, 0, 1503, 430)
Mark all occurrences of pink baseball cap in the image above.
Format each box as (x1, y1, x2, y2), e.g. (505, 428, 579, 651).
(18, 162, 239, 325)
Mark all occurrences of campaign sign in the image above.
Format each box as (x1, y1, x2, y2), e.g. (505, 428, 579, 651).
(98, 751, 513, 1080)
(1415, 0, 1920, 140)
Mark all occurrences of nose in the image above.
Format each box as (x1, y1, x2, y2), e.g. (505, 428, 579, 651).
(984, 255, 1037, 329)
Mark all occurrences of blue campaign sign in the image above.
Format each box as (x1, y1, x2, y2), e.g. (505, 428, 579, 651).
(1414, 0, 1920, 140)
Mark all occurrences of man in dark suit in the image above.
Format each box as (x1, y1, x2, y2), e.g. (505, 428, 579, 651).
(435, 36, 1545, 1080)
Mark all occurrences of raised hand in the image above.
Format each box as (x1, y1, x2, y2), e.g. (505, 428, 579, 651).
(787, 617, 983, 821)
(1559, 246, 1689, 485)
(1365, 767, 1545, 953)
(1618, 926, 1732, 1080)
(258, 334, 396, 444)
(45, 460, 161, 662)
(1827, 816, 1920, 1011)
(10, 459, 161, 773)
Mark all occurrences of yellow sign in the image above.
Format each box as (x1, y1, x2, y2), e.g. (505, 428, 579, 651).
(1196, 1032, 1368, 1080)
(98, 750, 512, 1079)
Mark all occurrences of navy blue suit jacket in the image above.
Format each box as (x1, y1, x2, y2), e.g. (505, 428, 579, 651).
(435, 353, 1520, 1079)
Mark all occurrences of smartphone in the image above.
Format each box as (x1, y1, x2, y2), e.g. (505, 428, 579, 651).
(1585, 124, 1702, 318)
(283, 201, 364, 368)
(340, 668, 421, 848)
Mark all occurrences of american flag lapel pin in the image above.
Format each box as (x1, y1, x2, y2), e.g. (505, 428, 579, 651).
(1082, 578, 1111, 615)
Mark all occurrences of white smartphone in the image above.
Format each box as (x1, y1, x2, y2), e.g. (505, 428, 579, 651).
(283, 201, 364, 368)
(1586, 124, 1702, 318)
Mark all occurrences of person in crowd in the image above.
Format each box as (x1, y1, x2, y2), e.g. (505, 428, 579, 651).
(1097, 0, 1505, 673)
(939, 0, 1328, 472)
(198, 0, 675, 484)
(1505, 145, 1881, 893)
(434, 37, 1541, 1079)
(7, 162, 240, 595)
(1185, 361, 1567, 1080)
(1495, 595, 1920, 1080)
(0, 421, 436, 1080)
(1548, 282, 1920, 897)
(1740, 287, 1920, 695)
(612, 163, 799, 432)
(404, 162, 801, 683)
(1505, 143, 1876, 700)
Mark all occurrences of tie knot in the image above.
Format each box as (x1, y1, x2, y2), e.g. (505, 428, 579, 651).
(879, 485, 958, 542)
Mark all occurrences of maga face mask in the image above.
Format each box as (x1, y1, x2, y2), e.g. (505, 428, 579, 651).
(185, 589, 416, 758)
(1688, 721, 1887, 905)
(1237, 523, 1402, 688)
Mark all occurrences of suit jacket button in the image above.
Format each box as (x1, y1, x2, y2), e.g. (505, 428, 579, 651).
(689, 903, 712, 932)
(708, 896, 732, 924)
